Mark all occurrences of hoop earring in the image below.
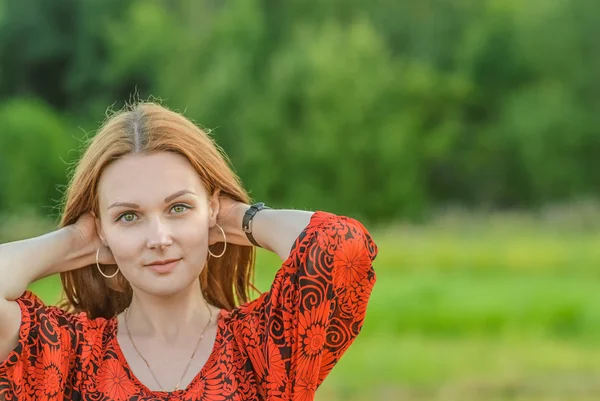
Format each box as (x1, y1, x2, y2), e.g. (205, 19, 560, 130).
(96, 248, 119, 278)
(208, 224, 227, 258)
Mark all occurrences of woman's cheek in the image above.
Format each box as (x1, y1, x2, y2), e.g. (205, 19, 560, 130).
(107, 229, 141, 263)
(180, 215, 209, 241)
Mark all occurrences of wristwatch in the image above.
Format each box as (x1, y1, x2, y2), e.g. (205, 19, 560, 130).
(242, 202, 271, 247)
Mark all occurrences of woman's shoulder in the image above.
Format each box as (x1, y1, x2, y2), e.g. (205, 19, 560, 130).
(216, 294, 267, 335)
(1, 291, 116, 376)
(17, 290, 116, 337)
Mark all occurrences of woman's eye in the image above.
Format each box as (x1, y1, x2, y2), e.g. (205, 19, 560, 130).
(118, 213, 137, 223)
(171, 204, 191, 214)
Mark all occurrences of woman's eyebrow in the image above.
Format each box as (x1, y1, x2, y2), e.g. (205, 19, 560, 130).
(107, 189, 197, 210)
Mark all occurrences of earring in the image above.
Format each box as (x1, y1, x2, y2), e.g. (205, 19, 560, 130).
(208, 224, 227, 258)
(96, 248, 119, 278)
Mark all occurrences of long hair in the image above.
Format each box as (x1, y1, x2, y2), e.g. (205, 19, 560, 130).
(57, 102, 256, 319)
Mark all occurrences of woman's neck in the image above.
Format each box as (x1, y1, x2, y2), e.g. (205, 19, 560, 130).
(124, 283, 212, 344)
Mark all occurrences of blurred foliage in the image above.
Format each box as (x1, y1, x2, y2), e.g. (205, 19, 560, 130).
(1, 0, 599, 223)
(6, 2, 600, 398)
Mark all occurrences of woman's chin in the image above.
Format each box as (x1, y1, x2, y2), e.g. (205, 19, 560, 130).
(135, 273, 202, 297)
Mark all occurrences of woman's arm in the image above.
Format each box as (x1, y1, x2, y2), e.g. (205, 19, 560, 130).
(0, 225, 95, 365)
(250, 209, 314, 260)
(218, 200, 314, 261)
(225, 210, 378, 398)
(0, 227, 90, 302)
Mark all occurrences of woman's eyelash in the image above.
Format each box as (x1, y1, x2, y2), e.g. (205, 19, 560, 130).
(115, 204, 194, 222)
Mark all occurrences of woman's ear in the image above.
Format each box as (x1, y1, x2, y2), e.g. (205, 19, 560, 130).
(93, 213, 108, 247)
(209, 189, 221, 226)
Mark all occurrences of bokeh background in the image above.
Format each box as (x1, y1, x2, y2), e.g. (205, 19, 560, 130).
(1, 0, 600, 400)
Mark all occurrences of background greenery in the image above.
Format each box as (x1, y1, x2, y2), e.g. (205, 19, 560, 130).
(1, 0, 600, 399)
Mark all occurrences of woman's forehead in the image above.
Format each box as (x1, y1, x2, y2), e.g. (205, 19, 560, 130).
(97, 152, 208, 208)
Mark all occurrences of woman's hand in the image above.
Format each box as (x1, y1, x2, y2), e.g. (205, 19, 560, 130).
(208, 194, 252, 247)
(69, 212, 116, 265)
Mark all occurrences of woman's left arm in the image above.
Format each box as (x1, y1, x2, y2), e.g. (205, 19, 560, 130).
(216, 198, 379, 398)
(215, 198, 315, 261)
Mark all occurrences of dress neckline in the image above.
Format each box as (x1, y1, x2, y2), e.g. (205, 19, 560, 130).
(108, 308, 227, 396)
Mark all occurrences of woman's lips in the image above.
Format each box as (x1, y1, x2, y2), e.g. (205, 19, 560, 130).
(146, 258, 181, 274)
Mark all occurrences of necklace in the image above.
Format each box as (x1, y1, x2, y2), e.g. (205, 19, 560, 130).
(123, 304, 213, 392)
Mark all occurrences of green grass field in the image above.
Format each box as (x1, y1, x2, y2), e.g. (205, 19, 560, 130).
(8, 207, 600, 401)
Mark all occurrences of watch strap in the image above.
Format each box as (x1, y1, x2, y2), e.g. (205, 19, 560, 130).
(242, 202, 271, 247)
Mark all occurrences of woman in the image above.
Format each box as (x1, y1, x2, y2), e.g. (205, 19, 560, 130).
(0, 102, 378, 401)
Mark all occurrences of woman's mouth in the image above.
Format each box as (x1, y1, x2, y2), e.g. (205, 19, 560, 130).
(146, 258, 182, 274)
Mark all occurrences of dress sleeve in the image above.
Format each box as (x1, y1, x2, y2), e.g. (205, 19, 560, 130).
(0, 291, 85, 400)
(232, 211, 378, 400)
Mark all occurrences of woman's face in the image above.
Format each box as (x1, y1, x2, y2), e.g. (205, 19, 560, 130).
(95, 151, 219, 297)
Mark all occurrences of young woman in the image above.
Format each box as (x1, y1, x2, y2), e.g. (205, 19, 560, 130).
(0, 102, 378, 401)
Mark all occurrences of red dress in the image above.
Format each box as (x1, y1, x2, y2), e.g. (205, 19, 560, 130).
(0, 211, 378, 400)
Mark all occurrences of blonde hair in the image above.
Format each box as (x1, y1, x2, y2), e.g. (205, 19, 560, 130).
(58, 102, 256, 319)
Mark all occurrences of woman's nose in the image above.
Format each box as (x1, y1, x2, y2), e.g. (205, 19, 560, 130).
(146, 218, 173, 249)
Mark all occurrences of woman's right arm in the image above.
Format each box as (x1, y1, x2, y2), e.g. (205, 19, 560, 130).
(0, 225, 95, 362)
(0, 226, 94, 301)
